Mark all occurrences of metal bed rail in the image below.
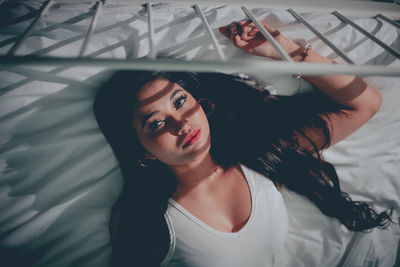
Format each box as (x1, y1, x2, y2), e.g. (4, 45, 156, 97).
(1, 0, 400, 77)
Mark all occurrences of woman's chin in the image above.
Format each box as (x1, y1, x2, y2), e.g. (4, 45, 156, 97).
(180, 137, 211, 163)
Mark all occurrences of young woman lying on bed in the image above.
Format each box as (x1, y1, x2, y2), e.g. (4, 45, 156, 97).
(93, 20, 392, 267)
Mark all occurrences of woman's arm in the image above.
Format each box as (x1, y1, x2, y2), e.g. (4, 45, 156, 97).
(219, 21, 383, 153)
(293, 49, 382, 151)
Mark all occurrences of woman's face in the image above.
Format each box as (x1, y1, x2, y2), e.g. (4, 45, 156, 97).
(132, 78, 211, 166)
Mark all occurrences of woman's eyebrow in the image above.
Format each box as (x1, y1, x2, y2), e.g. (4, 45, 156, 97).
(140, 88, 183, 129)
(169, 88, 183, 101)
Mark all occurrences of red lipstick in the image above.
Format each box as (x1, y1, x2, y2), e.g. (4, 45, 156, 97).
(182, 129, 201, 148)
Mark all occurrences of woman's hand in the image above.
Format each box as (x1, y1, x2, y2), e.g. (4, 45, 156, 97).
(219, 20, 301, 60)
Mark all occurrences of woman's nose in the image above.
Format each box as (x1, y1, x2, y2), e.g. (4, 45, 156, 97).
(175, 119, 192, 135)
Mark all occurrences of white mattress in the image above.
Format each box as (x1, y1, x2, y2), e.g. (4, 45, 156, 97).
(0, 1, 399, 266)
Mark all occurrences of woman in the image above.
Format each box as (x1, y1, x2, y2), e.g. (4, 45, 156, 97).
(94, 20, 392, 267)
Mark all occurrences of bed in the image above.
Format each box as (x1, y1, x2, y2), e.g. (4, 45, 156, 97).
(0, 0, 399, 266)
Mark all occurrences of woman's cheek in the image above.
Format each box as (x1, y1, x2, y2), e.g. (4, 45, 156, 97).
(151, 132, 176, 154)
(138, 133, 165, 157)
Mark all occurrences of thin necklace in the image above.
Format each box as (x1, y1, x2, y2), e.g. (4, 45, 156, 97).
(172, 166, 223, 200)
(210, 166, 222, 176)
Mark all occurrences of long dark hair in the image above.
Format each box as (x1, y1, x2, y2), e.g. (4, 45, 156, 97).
(93, 70, 392, 267)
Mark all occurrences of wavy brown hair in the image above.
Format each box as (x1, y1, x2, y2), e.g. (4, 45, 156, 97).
(93, 70, 392, 267)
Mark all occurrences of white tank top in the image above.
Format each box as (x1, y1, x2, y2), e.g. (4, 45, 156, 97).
(161, 163, 288, 267)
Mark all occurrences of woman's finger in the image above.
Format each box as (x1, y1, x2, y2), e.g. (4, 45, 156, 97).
(231, 22, 242, 36)
(240, 21, 259, 39)
(242, 20, 280, 37)
(219, 22, 238, 40)
(218, 20, 278, 47)
(238, 19, 252, 27)
(218, 26, 230, 38)
(232, 33, 248, 47)
(219, 20, 257, 39)
(234, 20, 280, 40)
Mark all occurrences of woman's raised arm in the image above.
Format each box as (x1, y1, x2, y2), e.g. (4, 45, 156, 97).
(219, 20, 383, 153)
(292, 48, 382, 152)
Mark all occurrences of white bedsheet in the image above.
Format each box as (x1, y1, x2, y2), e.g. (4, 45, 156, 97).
(0, 1, 399, 266)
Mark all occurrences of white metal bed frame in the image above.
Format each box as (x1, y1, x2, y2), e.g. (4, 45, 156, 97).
(1, 0, 400, 77)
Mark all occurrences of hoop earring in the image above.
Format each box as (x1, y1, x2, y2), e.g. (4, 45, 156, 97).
(137, 155, 156, 168)
(137, 158, 150, 168)
(197, 98, 214, 117)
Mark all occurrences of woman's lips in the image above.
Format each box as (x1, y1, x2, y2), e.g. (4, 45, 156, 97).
(182, 129, 201, 148)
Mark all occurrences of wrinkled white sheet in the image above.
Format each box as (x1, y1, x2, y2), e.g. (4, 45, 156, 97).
(0, 1, 399, 266)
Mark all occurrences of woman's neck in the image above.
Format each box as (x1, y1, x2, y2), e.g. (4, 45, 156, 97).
(168, 153, 225, 194)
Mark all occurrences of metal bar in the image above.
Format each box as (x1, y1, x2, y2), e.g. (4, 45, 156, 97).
(332, 11, 400, 59)
(193, 4, 226, 61)
(242, 6, 293, 62)
(79, 0, 103, 57)
(287, 9, 354, 64)
(1, 56, 399, 77)
(147, 2, 157, 59)
(376, 14, 400, 29)
(7, 0, 54, 56)
(128, 0, 400, 20)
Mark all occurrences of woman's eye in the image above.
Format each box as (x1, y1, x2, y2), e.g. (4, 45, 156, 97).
(173, 94, 187, 110)
(148, 120, 164, 131)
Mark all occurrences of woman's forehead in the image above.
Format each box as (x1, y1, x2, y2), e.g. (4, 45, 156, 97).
(138, 78, 177, 100)
(135, 78, 187, 111)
